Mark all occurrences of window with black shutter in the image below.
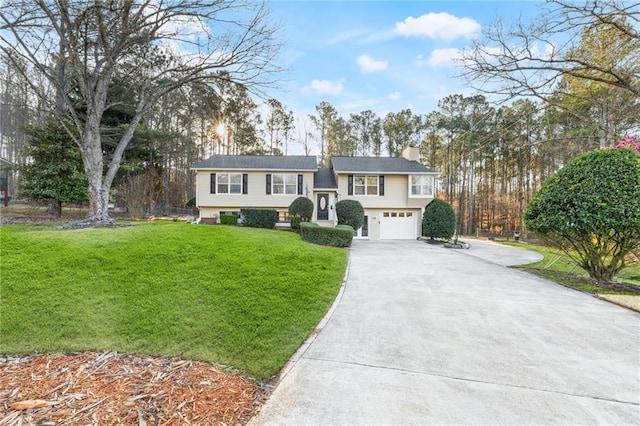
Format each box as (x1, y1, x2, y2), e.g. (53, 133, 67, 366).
(379, 175, 385, 196)
(242, 174, 248, 194)
(297, 174, 303, 195)
(266, 174, 271, 195)
(348, 175, 353, 195)
(210, 173, 216, 194)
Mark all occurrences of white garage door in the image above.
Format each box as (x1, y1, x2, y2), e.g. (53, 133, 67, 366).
(380, 211, 418, 240)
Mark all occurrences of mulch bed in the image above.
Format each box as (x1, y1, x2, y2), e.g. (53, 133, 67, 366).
(0, 352, 266, 425)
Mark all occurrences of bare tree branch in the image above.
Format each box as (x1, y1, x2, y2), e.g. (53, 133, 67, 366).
(459, 0, 640, 100)
(0, 0, 283, 223)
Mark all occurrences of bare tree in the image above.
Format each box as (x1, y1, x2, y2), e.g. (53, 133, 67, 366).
(460, 0, 640, 101)
(1, 0, 281, 224)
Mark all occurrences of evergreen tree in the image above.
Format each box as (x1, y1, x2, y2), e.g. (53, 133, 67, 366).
(20, 123, 88, 217)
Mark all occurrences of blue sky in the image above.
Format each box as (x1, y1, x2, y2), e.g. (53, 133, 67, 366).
(265, 1, 542, 118)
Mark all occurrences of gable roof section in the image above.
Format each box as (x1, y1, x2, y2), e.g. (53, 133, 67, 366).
(313, 168, 338, 189)
(192, 155, 317, 171)
(331, 156, 434, 174)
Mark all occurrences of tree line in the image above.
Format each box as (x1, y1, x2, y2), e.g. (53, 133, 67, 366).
(1, 0, 638, 231)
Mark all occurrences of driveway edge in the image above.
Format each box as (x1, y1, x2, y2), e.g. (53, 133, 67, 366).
(267, 248, 352, 387)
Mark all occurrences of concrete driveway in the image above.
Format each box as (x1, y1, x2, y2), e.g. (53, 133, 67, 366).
(251, 240, 640, 425)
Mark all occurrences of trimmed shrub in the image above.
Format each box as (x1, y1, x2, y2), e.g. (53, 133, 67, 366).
(289, 197, 314, 220)
(422, 199, 455, 240)
(335, 199, 364, 230)
(289, 196, 314, 231)
(525, 147, 640, 283)
(219, 214, 238, 225)
(290, 216, 302, 231)
(240, 208, 278, 229)
(300, 222, 353, 247)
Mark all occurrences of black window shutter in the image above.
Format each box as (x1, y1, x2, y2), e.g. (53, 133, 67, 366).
(242, 173, 248, 194)
(297, 174, 303, 195)
(266, 174, 271, 195)
(210, 173, 216, 194)
(348, 175, 353, 196)
(379, 175, 385, 196)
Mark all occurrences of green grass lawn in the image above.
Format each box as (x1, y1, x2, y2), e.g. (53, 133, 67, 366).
(0, 222, 348, 381)
(503, 242, 640, 294)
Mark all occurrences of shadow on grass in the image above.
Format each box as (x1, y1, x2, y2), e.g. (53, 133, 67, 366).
(523, 268, 640, 295)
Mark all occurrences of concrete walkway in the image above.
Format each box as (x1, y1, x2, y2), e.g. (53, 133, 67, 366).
(251, 240, 640, 425)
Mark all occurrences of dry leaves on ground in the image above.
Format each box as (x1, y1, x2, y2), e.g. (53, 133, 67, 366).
(0, 352, 266, 425)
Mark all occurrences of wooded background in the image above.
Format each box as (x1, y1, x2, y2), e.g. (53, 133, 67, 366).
(1, 0, 638, 233)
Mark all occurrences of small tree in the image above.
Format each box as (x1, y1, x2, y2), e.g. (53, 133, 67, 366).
(288, 196, 314, 231)
(525, 147, 640, 283)
(335, 199, 364, 230)
(20, 123, 88, 217)
(422, 199, 456, 240)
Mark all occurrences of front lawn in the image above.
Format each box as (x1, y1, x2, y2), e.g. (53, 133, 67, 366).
(0, 222, 348, 381)
(504, 243, 640, 294)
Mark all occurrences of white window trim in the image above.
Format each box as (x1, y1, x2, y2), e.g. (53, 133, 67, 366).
(217, 173, 243, 195)
(409, 175, 434, 198)
(354, 175, 379, 196)
(272, 173, 298, 195)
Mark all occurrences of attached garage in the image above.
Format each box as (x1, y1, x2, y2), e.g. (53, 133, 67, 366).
(379, 210, 420, 240)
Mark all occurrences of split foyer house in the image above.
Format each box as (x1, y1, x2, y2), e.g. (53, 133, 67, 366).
(192, 146, 440, 240)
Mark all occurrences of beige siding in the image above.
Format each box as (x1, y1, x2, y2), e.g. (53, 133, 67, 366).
(196, 170, 314, 214)
(335, 173, 432, 209)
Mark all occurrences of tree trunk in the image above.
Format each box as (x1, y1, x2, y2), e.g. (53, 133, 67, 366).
(85, 170, 112, 222)
(46, 199, 61, 217)
(81, 117, 112, 223)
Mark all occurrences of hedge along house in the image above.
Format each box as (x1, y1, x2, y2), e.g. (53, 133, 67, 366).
(191, 146, 440, 240)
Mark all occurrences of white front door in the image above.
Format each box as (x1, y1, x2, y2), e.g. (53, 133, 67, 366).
(380, 211, 418, 240)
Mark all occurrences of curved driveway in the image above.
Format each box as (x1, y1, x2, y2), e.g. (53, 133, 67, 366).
(251, 240, 640, 425)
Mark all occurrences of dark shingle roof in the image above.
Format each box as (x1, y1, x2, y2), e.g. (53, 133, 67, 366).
(192, 155, 317, 171)
(314, 168, 338, 189)
(331, 156, 434, 173)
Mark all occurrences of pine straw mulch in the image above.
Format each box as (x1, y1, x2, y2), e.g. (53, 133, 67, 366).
(0, 351, 268, 425)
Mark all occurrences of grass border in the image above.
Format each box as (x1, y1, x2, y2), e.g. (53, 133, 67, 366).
(503, 242, 640, 296)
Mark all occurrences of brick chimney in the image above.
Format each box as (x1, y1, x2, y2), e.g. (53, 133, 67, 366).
(402, 145, 420, 162)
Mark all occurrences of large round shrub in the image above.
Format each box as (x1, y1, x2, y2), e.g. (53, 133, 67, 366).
(289, 196, 314, 231)
(422, 199, 455, 240)
(525, 147, 640, 283)
(335, 199, 364, 230)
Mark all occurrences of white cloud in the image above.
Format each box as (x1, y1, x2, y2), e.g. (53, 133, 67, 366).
(426, 48, 463, 67)
(395, 12, 480, 41)
(388, 91, 401, 101)
(357, 54, 388, 73)
(531, 42, 556, 60)
(303, 79, 345, 96)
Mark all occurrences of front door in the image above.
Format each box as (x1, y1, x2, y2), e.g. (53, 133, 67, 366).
(354, 215, 369, 238)
(317, 193, 329, 220)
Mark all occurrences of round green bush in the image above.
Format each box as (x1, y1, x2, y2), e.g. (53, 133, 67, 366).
(422, 199, 455, 240)
(335, 199, 364, 230)
(525, 147, 640, 282)
(289, 196, 314, 231)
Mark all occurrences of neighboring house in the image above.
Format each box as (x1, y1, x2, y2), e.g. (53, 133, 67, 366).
(191, 146, 440, 240)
